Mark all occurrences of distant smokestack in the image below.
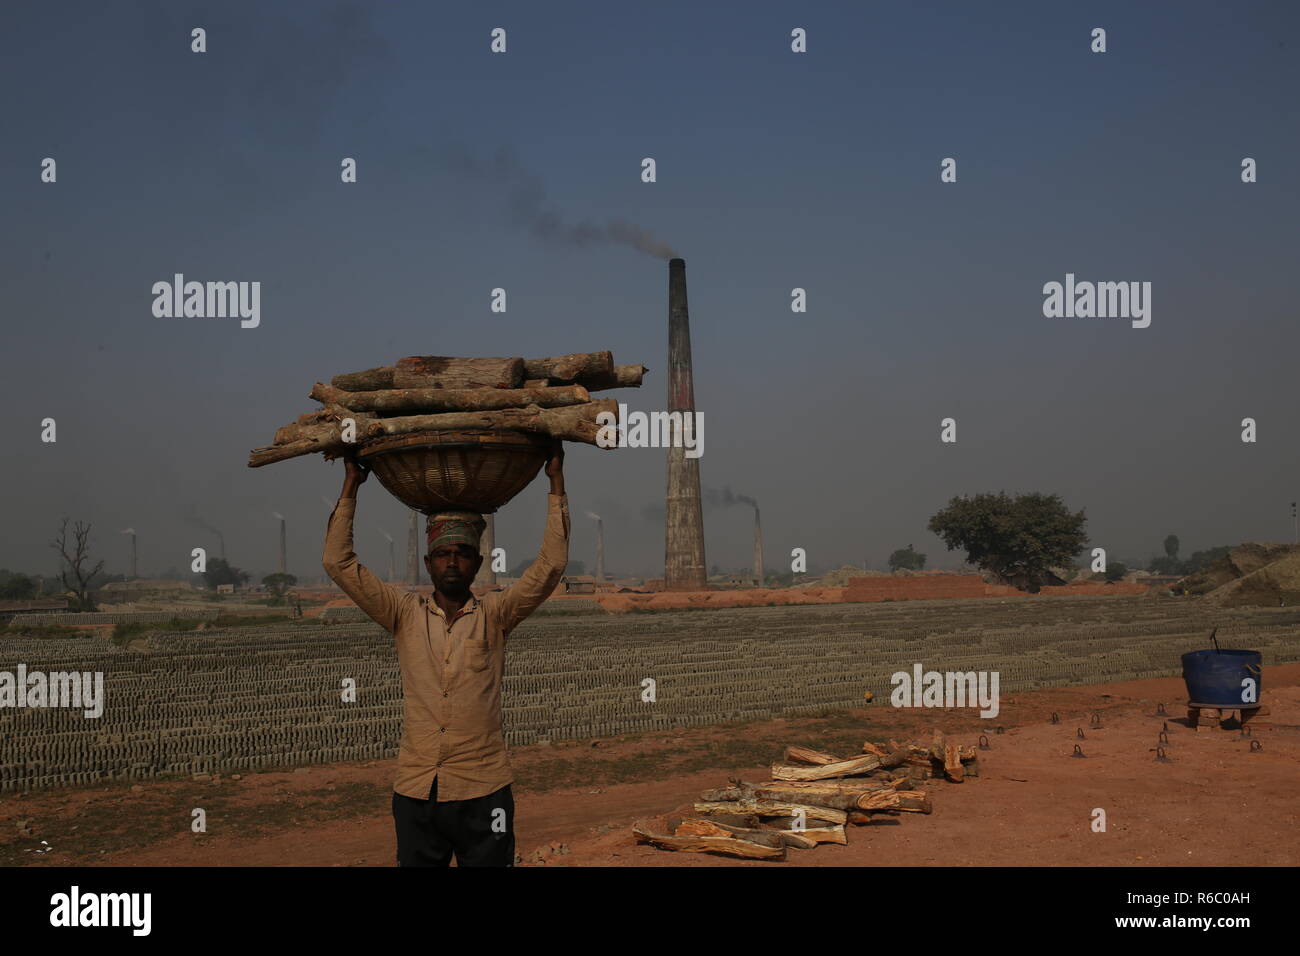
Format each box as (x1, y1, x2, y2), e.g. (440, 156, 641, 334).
(383, 531, 395, 582)
(587, 513, 605, 582)
(273, 513, 286, 574)
(753, 506, 764, 588)
(121, 528, 137, 580)
(407, 510, 419, 586)
(473, 514, 497, 589)
(665, 258, 706, 589)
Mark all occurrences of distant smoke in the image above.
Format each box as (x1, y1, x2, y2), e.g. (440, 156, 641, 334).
(704, 486, 758, 511)
(181, 506, 224, 559)
(440, 145, 678, 259)
(120, 528, 135, 535)
(182, 508, 220, 538)
(381, 531, 393, 542)
(272, 511, 285, 521)
(586, 512, 602, 521)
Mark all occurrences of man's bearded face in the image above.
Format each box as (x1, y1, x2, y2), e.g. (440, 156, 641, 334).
(425, 544, 481, 595)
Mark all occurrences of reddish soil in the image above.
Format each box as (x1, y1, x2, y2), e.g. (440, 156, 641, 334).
(589, 587, 849, 611)
(5, 665, 1298, 867)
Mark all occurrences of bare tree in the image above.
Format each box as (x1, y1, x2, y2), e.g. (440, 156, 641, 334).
(51, 517, 105, 612)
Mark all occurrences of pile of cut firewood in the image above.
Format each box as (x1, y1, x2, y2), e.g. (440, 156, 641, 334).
(248, 351, 646, 468)
(633, 731, 979, 861)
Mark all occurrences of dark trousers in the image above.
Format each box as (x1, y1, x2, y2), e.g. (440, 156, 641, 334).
(391, 779, 515, 867)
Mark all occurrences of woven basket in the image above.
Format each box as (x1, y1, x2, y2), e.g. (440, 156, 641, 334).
(357, 429, 549, 514)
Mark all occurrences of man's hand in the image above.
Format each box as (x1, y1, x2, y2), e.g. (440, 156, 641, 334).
(341, 456, 370, 499)
(545, 439, 565, 495)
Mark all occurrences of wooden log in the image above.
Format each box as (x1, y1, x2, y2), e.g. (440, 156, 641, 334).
(881, 747, 909, 769)
(699, 787, 743, 802)
(672, 819, 788, 849)
(582, 364, 648, 391)
(857, 790, 933, 814)
(633, 824, 785, 861)
(929, 730, 946, 763)
(362, 400, 618, 447)
(249, 405, 379, 467)
(249, 437, 330, 467)
(330, 366, 396, 391)
(394, 356, 525, 389)
(331, 357, 526, 391)
(272, 404, 378, 445)
(691, 812, 760, 829)
(784, 745, 841, 766)
(276, 420, 327, 445)
(769, 754, 882, 781)
(749, 786, 870, 813)
(944, 743, 964, 782)
(674, 819, 816, 850)
(309, 382, 591, 415)
(861, 742, 891, 758)
(862, 767, 902, 779)
(693, 800, 847, 826)
(666, 813, 764, 832)
(523, 351, 613, 383)
(756, 821, 848, 846)
(753, 778, 894, 794)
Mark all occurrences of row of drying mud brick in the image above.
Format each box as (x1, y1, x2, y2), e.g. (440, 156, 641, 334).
(2, 598, 1298, 791)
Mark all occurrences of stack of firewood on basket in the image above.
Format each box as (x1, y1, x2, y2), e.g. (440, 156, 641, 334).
(633, 731, 979, 861)
(247, 351, 645, 467)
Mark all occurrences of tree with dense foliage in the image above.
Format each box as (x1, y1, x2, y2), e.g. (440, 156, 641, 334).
(1181, 545, 1232, 575)
(0, 569, 38, 600)
(888, 544, 927, 572)
(1104, 561, 1129, 583)
(927, 492, 1088, 592)
(202, 558, 249, 591)
(262, 572, 297, 603)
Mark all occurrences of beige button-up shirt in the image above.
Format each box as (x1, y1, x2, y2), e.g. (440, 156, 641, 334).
(322, 493, 569, 801)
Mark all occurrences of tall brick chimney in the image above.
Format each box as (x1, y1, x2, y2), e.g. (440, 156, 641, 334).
(753, 506, 764, 588)
(665, 257, 706, 589)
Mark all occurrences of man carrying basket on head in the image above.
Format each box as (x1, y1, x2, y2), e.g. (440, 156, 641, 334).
(322, 439, 569, 867)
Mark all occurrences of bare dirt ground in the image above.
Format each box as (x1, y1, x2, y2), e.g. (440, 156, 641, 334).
(4, 664, 1298, 867)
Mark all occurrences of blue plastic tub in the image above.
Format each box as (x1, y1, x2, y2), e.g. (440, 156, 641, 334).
(1181, 649, 1262, 708)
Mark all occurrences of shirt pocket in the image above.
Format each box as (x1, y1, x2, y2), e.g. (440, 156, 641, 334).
(465, 637, 492, 672)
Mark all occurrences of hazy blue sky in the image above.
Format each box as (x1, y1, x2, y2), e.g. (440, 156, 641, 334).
(3, 0, 1298, 582)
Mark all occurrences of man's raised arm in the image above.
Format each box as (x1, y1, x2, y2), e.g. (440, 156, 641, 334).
(497, 440, 569, 635)
(322, 457, 409, 633)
